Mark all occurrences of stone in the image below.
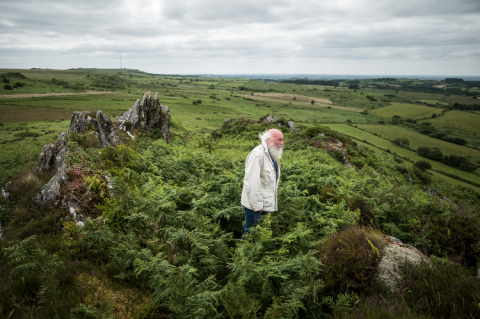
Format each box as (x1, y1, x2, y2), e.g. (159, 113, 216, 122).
(360, 144, 364, 149)
(287, 121, 295, 134)
(1, 187, 9, 200)
(377, 245, 428, 290)
(94, 110, 121, 148)
(386, 235, 403, 244)
(117, 92, 170, 143)
(68, 111, 95, 134)
(277, 122, 281, 127)
(318, 133, 325, 137)
(34, 141, 60, 172)
(36, 132, 68, 203)
(262, 114, 278, 123)
(76, 221, 85, 227)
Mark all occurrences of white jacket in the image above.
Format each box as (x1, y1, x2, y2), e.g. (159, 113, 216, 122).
(241, 141, 280, 212)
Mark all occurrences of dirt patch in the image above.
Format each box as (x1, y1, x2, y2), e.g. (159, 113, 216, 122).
(434, 85, 447, 89)
(238, 94, 364, 113)
(0, 90, 118, 99)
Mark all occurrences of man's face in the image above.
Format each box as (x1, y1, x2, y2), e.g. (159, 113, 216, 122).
(270, 130, 284, 149)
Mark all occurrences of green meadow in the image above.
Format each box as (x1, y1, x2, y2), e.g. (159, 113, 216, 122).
(369, 102, 441, 119)
(421, 110, 480, 136)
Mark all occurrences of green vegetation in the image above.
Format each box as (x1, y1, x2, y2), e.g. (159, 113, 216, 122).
(1, 68, 480, 318)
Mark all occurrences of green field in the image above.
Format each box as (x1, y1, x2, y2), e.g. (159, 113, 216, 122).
(370, 102, 441, 119)
(322, 124, 480, 188)
(421, 110, 480, 136)
(356, 124, 480, 162)
(416, 99, 450, 106)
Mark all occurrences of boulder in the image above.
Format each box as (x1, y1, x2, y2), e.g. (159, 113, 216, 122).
(1, 187, 9, 200)
(68, 111, 95, 134)
(287, 121, 295, 134)
(35, 132, 68, 204)
(34, 141, 61, 172)
(377, 244, 428, 290)
(262, 114, 278, 123)
(94, 110, 121, 148)
(117, 92, 170, 143)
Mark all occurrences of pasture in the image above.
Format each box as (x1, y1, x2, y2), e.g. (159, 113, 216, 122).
(322, 124, 480, 187)
(356, 124, 480, 162)
(422, 110, 480, 136)
(370, 102, 441, 119)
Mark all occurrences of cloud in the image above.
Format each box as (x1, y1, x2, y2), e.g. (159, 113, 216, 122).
(0, 0, 479, 75)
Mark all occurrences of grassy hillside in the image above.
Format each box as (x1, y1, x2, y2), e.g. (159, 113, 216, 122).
(422, 110, 480, 135)
(369, 102, 441, 119)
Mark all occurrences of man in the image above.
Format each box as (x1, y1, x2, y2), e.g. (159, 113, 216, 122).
(241, 128, 284, 235)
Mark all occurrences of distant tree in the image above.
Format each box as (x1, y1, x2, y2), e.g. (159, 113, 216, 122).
(4, 84, 13, 90)
(311, 100, 315, 105)
(2, 78, 9, 83)
(393, 138, 409, 147)
(432, 113, 437, 118)
(414, 160, 432, 171)
(293, 97, 296, 100)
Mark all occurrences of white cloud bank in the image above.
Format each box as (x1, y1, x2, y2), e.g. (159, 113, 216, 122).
(0, 0, 479, 75)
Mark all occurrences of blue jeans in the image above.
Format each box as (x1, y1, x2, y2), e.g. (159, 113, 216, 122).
(243, 206, 269, 235)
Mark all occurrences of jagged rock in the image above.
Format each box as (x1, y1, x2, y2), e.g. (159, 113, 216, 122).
(36, 133, 68, 203)
(117, 92, 170, 143)
(68, 111, 95, 134)
(287, 121, 295, 134)
(94, 110, 121, 148)
(318, 133, 325, 137)
(76, 221, 85, 227)
(262, 114, 278, 123)
(34, 141, 62, 172)
(360, 144, 364, 149)
(277, 122, 281, 127)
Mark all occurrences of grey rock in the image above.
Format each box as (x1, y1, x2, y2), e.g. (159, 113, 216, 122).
(76, 221, 85, 227)
(377, 245, 428, 290)
(36, 132, 68, 204)
(287, 121, 295, 134)
(262, 114, 278, 123)
(360, 144, 364, 149)
(94, 110, 121, 148)
(1, 187, 9, 200)
(34, 142, 60, 172)
(318, 133, 325, 137)
(117, 92, 170, 143)
(276, 122, 281, 127)
(386, 235, 403, 244)
(68, 111, 95, 134)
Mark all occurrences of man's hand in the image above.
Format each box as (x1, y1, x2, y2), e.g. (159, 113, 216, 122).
(259, 208, 264, 213)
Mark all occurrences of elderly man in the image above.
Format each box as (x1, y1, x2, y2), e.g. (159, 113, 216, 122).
(241, 128, 284, 235)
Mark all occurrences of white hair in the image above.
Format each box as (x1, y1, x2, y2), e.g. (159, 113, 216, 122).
(259, 130, 272, 143)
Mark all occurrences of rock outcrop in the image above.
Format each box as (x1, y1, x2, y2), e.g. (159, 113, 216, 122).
(35, 133, 68, 203)
(94, 110, 121, 148)
(68, 111, 95, 134)
(117, 92, 170, 143)
(287, 121, 295, 134)
(34, 141, 62, 172)
(262, 114, 278, 123)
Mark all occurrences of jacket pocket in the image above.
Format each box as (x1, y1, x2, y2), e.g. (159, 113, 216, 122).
(262, 192, 274, 208)
(263, 169, 275, 184)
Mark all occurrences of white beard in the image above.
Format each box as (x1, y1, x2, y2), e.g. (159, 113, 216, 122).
(268, 142, 283, 162)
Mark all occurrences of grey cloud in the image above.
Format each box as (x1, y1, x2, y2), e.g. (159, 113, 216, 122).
(0, 0, 479, 75)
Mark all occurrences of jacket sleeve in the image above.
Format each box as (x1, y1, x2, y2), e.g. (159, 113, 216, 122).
(244, 152, 263, 211)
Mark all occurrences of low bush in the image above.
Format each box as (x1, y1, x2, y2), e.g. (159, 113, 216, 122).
(4, 84, 13, 90)
(316, 226, 386, 296)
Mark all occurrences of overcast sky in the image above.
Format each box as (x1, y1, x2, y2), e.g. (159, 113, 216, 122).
(0, 0, 479, 75)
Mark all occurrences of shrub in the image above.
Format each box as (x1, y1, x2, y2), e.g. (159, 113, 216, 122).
(393, 138, 409, 147)
(397, 259, 480, 318)
(413, 160, 432, 171)
(2, 78, 10, 83)
(417, 146, 443, 161)
(316, 226, 386, 296)
(4, 84, 13, 90)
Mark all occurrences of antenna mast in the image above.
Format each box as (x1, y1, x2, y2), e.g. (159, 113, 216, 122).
(119, 52, 123, 69)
